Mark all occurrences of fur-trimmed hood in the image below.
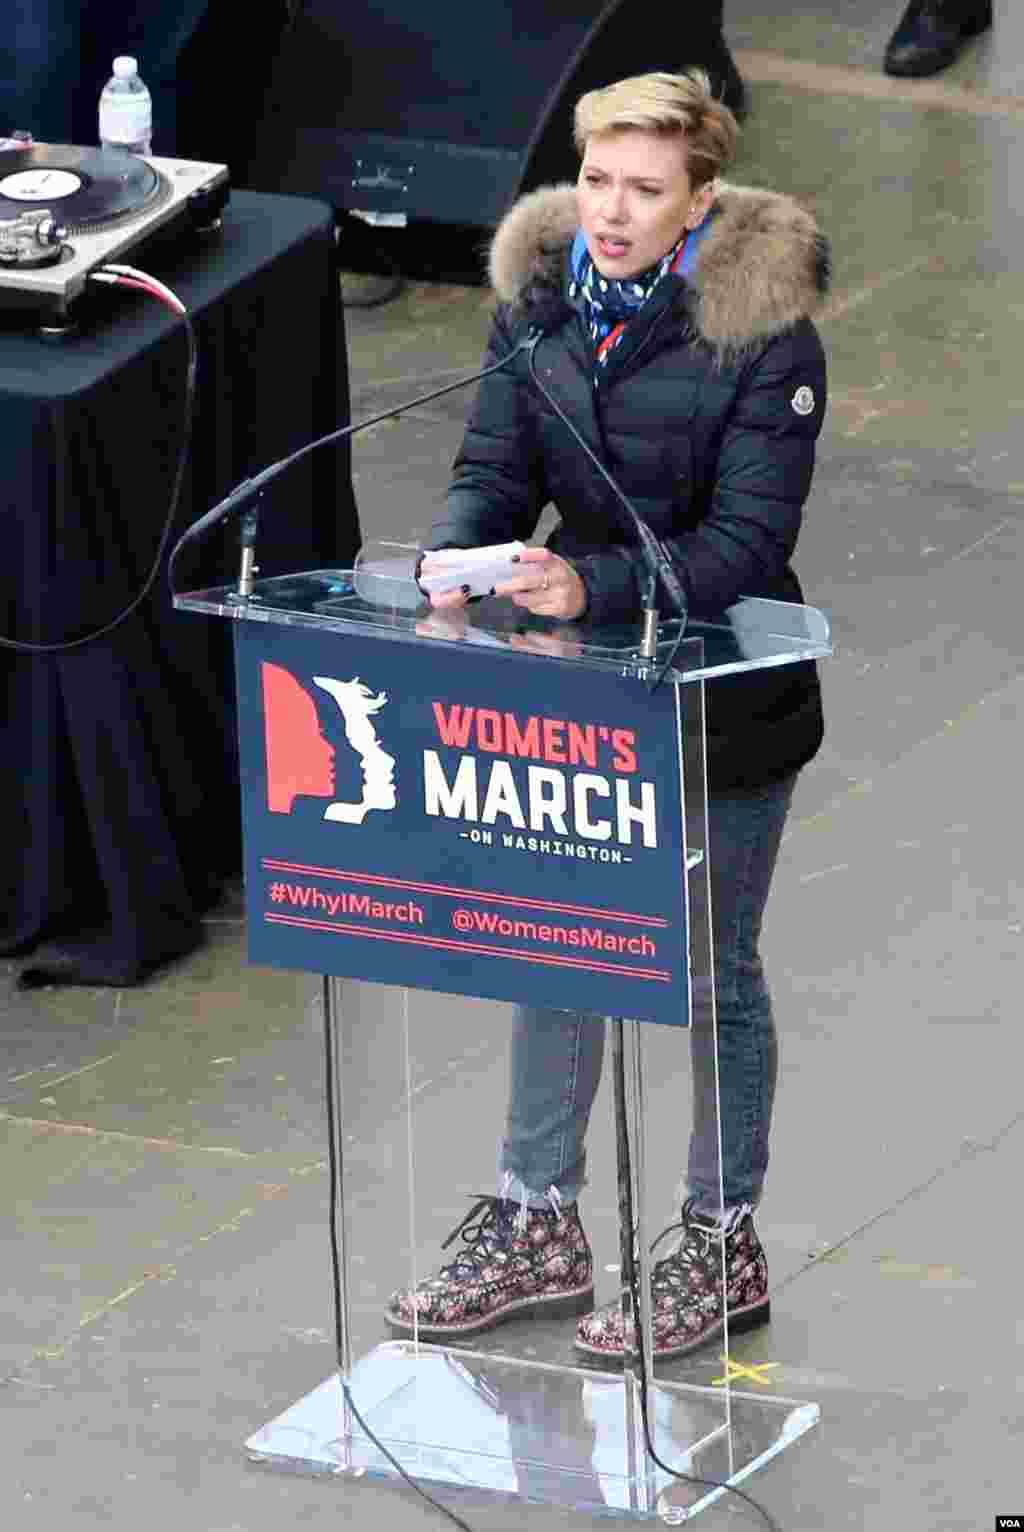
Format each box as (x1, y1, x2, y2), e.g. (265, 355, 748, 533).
(488, 181, 830, 355)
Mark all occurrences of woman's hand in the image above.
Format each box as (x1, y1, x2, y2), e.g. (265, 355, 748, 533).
(418, 552, 473, 610)
(419, 547, 587, 620)
(494, 548, 587, 620)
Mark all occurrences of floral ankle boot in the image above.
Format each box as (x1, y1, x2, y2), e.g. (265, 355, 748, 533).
(575, 1199, 769, 1362)
(387, 1192, 594, 1341)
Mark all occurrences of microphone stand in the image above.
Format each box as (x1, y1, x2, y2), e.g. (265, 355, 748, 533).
(166, 333, 543, 601)
(168, 320, 688, 684)
(524, 332, 689, 664)
(236, 502, 261, 599)
(523, 336, 697, 1505)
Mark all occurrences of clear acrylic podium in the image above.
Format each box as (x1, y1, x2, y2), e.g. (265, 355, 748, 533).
(176, 567, 832, 1522)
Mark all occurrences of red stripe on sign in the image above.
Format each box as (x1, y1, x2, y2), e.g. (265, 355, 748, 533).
(261, 858, 669, 928)
(264, 913, 672, 982)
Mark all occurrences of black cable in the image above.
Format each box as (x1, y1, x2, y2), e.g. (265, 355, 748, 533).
(321, 977, 346, 1366)
(610, 1018, 782, 1531)
(320, 979, 477, 1532)
(320, 987, 781, 1531)
(0, 296, 198, 655)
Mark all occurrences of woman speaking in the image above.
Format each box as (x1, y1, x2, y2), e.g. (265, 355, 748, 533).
(390, 69, 829, 1362)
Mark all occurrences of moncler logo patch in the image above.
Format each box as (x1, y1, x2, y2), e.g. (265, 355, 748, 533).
(791, 385, 815, 416)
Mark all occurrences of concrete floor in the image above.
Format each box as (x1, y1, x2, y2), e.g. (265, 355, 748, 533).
(4, 3, 1023, 1528)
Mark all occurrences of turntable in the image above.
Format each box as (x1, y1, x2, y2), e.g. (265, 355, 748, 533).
(0, 144, 229, 323)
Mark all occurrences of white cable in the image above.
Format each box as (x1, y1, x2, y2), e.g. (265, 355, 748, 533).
(88, 269, 185, 317)
(96, 263, 187, 313)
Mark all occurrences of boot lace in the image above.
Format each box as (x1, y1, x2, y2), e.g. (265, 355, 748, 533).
(438, 1195, 518, 1279)
(649, 1198, 731, 1300)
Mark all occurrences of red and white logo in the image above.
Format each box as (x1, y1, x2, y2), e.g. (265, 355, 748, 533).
(261, 663, 396, 824)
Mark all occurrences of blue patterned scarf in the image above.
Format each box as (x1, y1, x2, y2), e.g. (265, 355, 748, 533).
(568, 219, 711, 365)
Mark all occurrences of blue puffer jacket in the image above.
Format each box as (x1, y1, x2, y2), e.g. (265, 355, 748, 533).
(426, 180, 830, 791)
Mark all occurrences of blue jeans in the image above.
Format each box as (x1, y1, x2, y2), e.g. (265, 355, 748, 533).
(498, 774, 797, 1213)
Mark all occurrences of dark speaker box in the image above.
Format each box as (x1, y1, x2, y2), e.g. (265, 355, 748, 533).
(246, 0, 734, 228)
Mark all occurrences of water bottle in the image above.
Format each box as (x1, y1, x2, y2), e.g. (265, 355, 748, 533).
(98, 57, 152, 156)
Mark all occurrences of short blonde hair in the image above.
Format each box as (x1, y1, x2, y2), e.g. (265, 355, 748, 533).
(573, 70, 738, 190)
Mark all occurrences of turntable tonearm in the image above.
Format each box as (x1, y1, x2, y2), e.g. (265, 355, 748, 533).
(0, 144, 229, 320)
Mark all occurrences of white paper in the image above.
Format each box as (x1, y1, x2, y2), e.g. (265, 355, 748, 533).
(418, 541, 528, 598)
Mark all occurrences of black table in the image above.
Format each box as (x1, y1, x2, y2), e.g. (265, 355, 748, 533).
(0, 189, 360, 986)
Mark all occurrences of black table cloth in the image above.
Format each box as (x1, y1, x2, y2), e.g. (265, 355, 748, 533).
(0, 189, 360, 985)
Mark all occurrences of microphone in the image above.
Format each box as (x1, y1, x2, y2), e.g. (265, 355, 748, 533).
(166, 329, 546, 594)
(524, 332, 688, 659)
(169, 311, 685, 673)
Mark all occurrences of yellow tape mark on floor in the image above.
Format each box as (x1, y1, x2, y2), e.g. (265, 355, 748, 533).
(196, 1207, 255, 1241)
(29, 1204, 273, 1360)
(33, 1273, 160, 1360)
(711, 1356, 781, 1387)
(36, 1053, 121, 1092)
(291, 1158, 328, 1178)
(876, 1258, 966, 1283)
(77, 1279, 152, 1331)
(793, 689, 1000, 837)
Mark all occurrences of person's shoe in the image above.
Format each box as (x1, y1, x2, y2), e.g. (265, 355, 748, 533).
(884, 0, 992, 78)
(386, 1193, 594, 1341)
(574, 1199, 769, 1363)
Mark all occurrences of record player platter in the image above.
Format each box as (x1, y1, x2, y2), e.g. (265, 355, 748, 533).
(0, 145, 229, 321)
(0, 144, 168, 232)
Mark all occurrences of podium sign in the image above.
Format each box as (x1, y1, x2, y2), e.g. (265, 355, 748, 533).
(235, 620, 690, 1025)
(177, 571, 833, 1519)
